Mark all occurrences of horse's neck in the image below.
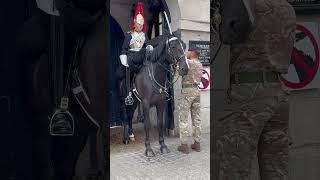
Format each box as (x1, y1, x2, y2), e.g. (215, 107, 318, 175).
(142, 38, 169, 84)
(147, 58, 168, 85)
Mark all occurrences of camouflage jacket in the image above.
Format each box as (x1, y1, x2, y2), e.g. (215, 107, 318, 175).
(181, 58, 203, 92)
(230, 0, 296, 74)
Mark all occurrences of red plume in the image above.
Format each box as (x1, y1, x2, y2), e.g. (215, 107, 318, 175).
(132, 2, 146, 32)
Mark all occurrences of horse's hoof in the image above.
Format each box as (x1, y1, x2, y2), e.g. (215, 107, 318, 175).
(160, 146, 170, 154)
(145, 149, 155, 157)
(123, 140, 129, 144)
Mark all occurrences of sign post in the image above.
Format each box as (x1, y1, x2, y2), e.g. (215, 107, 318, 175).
(281, 23, 320, 90)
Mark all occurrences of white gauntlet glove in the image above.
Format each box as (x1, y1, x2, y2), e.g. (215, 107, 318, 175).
(119, 54, 129, 67)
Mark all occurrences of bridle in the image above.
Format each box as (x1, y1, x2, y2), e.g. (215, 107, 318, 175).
(146, 36, 187, 99)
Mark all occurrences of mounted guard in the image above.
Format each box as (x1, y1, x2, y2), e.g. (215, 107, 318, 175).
(119, 2, 154, 106)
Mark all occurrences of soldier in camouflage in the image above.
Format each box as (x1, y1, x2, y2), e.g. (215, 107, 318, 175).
(177, 47, 203, 154)
(212, 0, 296, 179)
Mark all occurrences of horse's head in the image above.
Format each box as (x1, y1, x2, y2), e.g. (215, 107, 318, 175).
(165, 35, 189, 76)
(215, 0, 253, 44)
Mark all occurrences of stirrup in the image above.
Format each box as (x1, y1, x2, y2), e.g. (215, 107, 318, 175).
(49, 109, 75, 136)
(125, 92, 134, 105)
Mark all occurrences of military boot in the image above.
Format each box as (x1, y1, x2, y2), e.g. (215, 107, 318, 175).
(177, 144, 189, 154)
(191, 141, 200, 152)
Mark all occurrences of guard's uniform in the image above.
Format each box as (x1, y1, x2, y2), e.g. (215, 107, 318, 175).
(118, 2, 153, 106)
(120, 30, 150, 73)
(212, 0, 296, 179)
(178, 57, 203, 144)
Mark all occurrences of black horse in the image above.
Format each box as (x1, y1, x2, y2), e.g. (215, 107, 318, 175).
(22, 8, 109, 180)
(119, 34, 189, 157)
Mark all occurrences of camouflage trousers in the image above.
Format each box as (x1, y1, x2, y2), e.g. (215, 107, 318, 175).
(212, 82, 289, 180)
(177, 88, 201, 144)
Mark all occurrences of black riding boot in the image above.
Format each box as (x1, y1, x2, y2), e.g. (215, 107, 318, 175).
(124, 67, 134, 105)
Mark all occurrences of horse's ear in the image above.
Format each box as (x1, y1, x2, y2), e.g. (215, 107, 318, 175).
(172, 30, 186, 50)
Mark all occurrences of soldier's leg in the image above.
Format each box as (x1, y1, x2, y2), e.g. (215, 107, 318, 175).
(191, 94, 201, 143)
(177, 93, 191, 145)
(177, 92, 191, 153)
(257, 98, 289, 180)
(128, 71, 135, 136)
(212, 89, 275, 180)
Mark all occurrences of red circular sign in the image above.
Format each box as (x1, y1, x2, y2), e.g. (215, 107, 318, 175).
(198, 69, 210, 90)
(281, 24, 320, 89)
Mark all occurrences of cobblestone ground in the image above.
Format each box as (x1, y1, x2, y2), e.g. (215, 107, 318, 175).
(110, 126, 210, 180)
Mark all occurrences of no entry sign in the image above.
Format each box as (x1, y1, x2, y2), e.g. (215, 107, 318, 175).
(198, 68, 210, 90)
(281, 23, 320, 90)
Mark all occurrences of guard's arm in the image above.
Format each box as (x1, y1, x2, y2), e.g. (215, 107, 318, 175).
(121, 33, 131, 55)
(119, 32, 131, 67)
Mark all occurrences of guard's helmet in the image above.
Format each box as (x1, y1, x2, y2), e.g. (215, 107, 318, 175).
(132, 2, 146, 32)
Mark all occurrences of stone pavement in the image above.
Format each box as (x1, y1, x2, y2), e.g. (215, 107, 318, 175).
(110, 127, 210, 180)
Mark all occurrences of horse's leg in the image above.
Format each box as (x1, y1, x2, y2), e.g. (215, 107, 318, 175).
(32, 115, 53, 180)
(157, 103, 170, 154)
(87, 132, 102, 180)
(51, 134, 88, 180)
(137, 103, 144, 122)
(142, 102, 155, 157)
(96, 127, 108, 180)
